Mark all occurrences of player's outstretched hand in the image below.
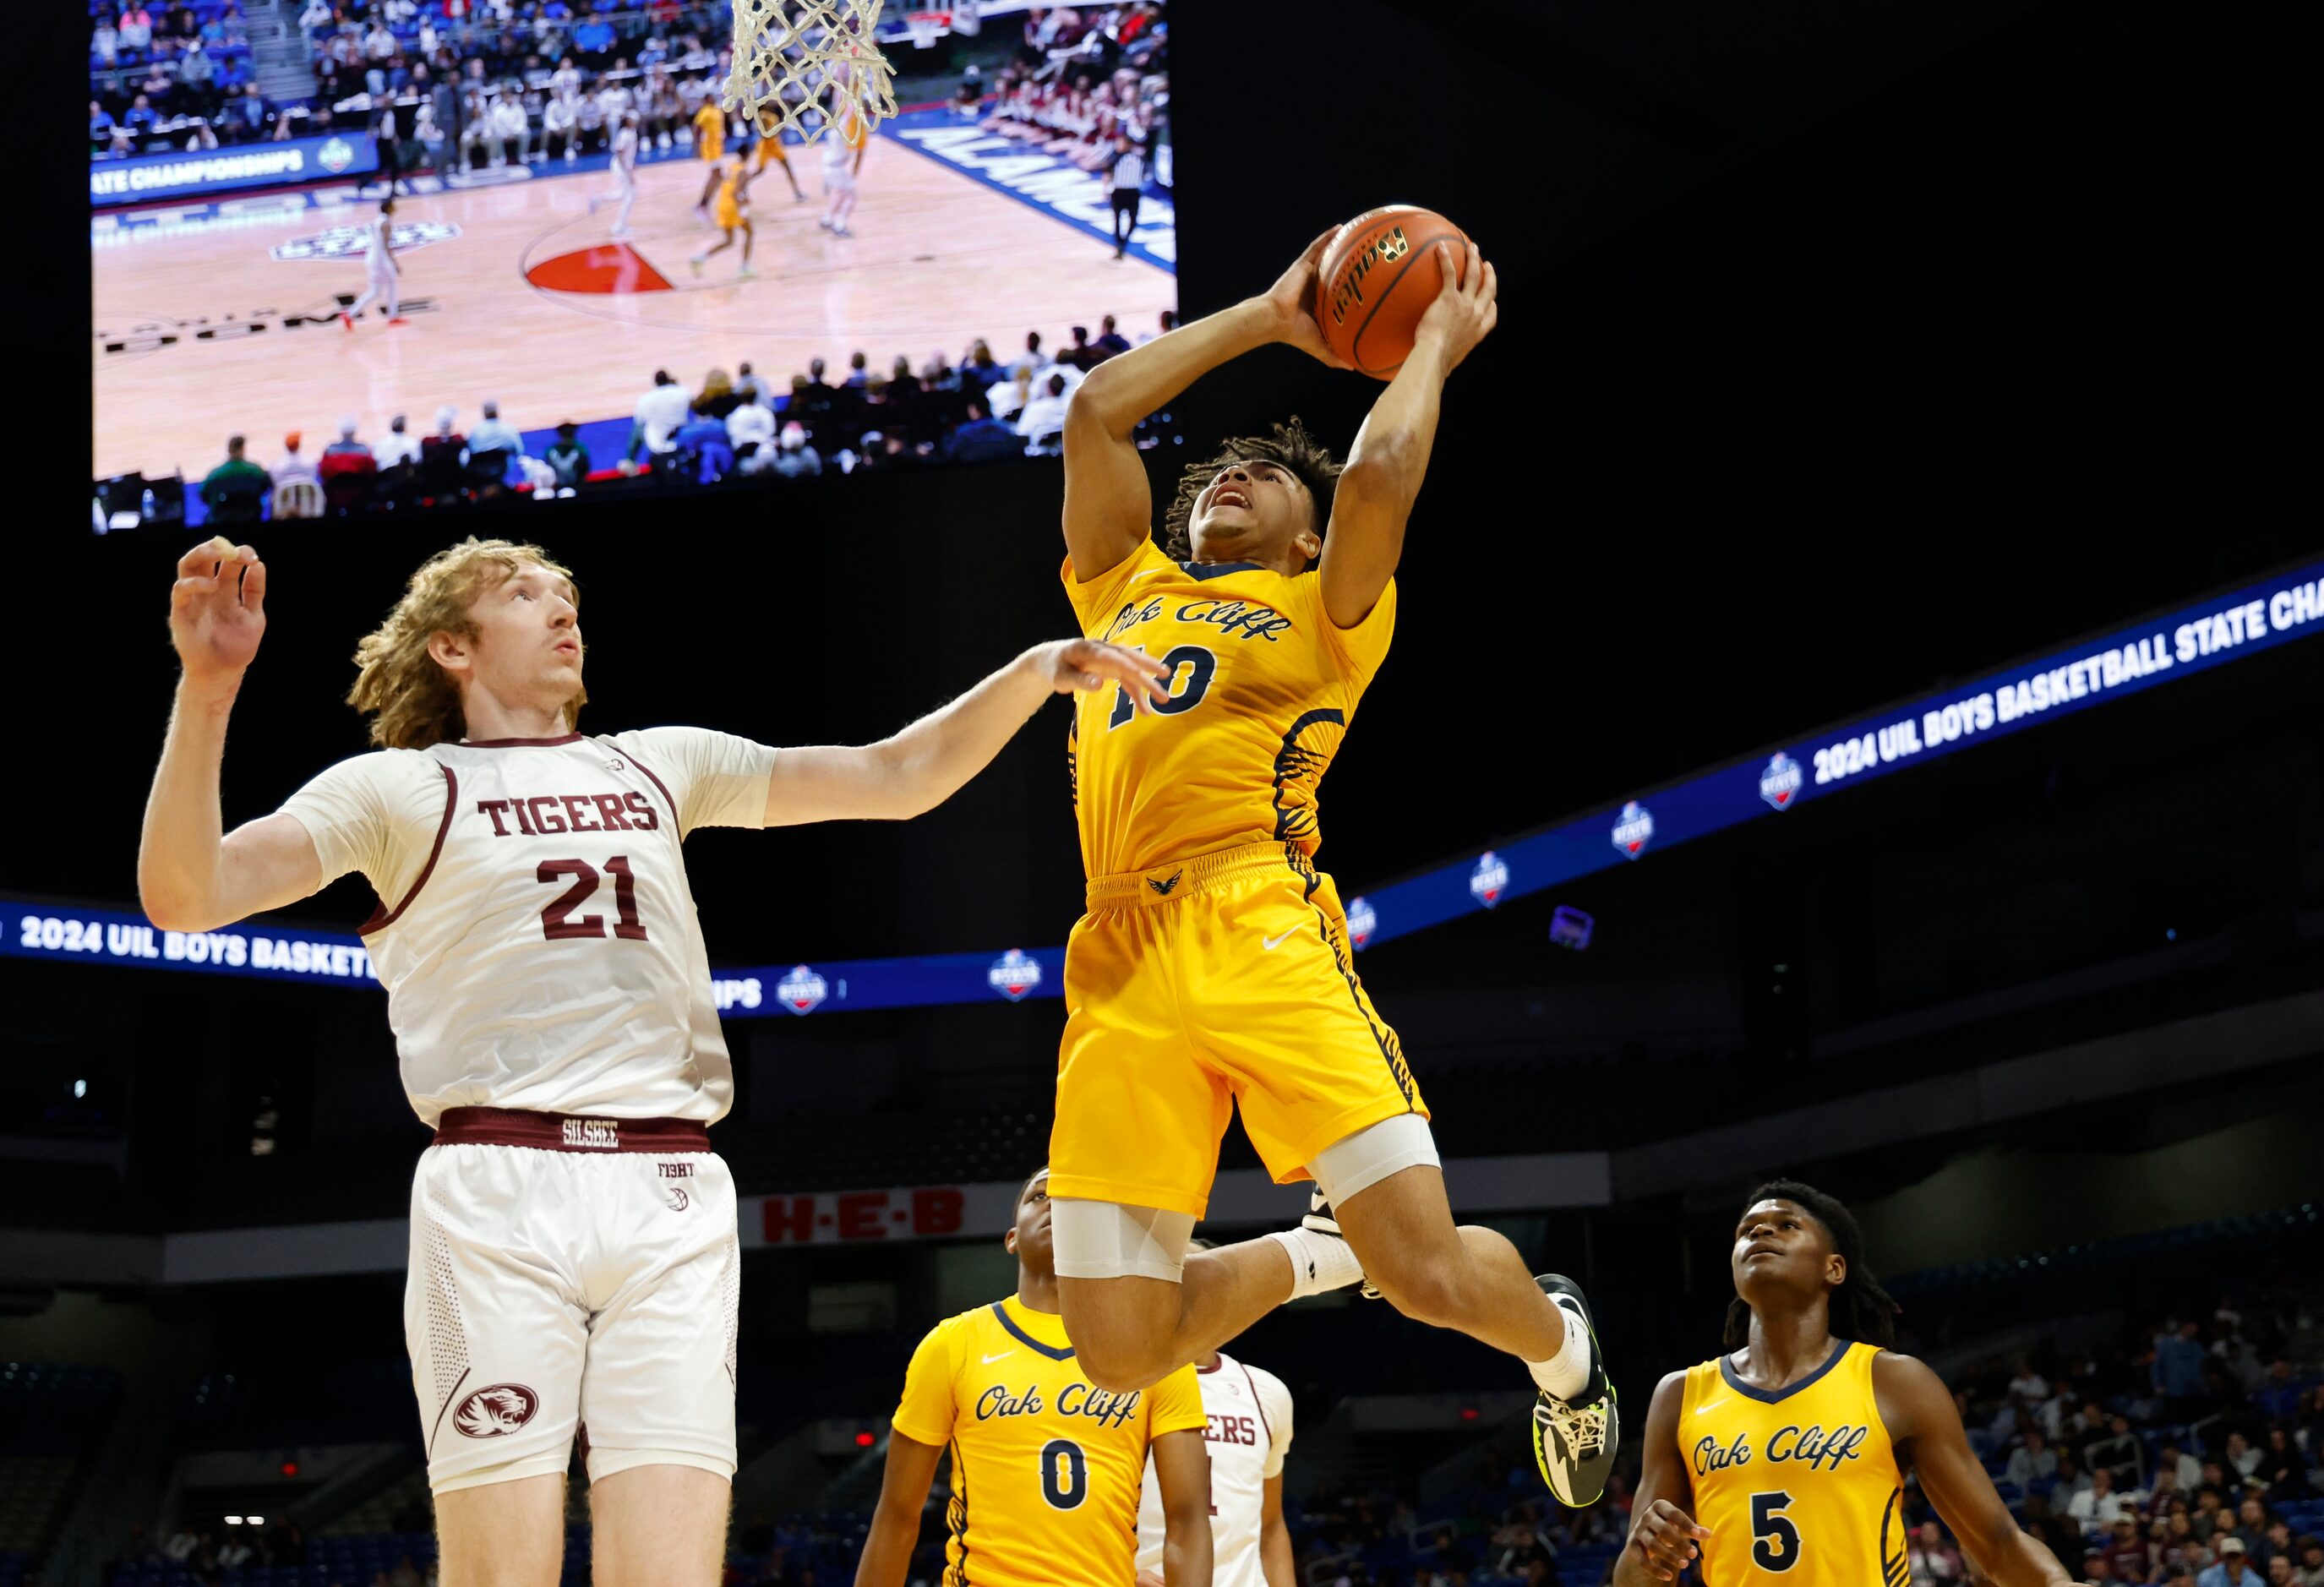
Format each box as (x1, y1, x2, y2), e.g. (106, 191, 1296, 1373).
(170, 536, 267, 689)
(1413, 239, 1498, 373)
(1031, 638, 1173, 714)
(1262, 226, 1356, 371)
(1623, 1499, 1711, 1582)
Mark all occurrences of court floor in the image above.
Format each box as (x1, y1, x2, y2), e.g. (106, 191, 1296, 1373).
(91, 141, 1175, 482)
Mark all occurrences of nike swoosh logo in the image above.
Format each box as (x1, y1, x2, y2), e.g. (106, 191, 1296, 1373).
(1262, 930, 1296, 950)
(981, 1351, 1014, 1365)
(1694, 1398, 1729, 1415)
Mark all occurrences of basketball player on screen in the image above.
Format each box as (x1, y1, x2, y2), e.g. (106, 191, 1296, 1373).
(1047, 229, 1623, 1510)
(589, 110, 641, 237)
(140, 536, 1170, 1587)
(817, 75, 867, 237)
(339, 195, 406, 330)
(1618, 1181, 2076, 1586)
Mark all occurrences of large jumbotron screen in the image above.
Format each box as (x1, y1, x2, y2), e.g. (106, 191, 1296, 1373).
(89, 0, 1173, 523)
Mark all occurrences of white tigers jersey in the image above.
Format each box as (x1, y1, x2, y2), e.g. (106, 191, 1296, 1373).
(613, 123, 637, 176)
(363, 214, 392, 275)
(1135, 1351, 1293, 1587)
(277, 728, 777, 1125)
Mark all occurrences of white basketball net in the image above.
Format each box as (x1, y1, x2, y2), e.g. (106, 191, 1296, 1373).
(723, 0, 898, 144)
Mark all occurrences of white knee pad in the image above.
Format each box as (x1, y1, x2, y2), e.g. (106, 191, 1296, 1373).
(1309, 1113, 1441, 1207)
(1051, 1198, 1198, 1283)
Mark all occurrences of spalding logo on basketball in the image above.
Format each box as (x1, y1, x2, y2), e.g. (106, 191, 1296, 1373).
(1315, 205, 1473, 379)
(270, 221, 460, 262)
(453, 1382, 539, 1438)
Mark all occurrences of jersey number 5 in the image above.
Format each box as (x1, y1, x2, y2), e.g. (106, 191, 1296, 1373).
(537, 857, 648, 941)
(1749, 1490, 1801, 1571)
(1108, 644, 1217, 729)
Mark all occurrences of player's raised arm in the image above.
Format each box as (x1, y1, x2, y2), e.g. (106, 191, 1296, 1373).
(1150, 1426, 1214, 1587)
(852, 1430, 944, 1587)
(759, 639, 1170, 826)
(139, 538, 325, 932)
(1875, 1354, 2076, 1586)
(1317, 239, 1497, 629)
(1613, 1372, 1713, 1586)
(1063, 228, 1351, 581)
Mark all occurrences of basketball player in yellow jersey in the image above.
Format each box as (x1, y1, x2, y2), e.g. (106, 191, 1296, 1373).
(691, 99, 728, 218)
(1618, 1181, 2076, 1586)
(855, 1170, 1214, 1587)
(749, 123, 805, 202)
(1050, 228, 1623, 1511)
(689, 154, 755, 280)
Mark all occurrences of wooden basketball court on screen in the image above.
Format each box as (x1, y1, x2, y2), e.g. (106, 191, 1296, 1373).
(90, 142, 1174, 482)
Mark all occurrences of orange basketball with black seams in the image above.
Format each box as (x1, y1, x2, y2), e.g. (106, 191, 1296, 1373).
(1315, 205, 1473, 379)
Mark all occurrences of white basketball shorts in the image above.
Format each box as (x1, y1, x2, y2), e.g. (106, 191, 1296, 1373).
(406, 1107, 740, 1494)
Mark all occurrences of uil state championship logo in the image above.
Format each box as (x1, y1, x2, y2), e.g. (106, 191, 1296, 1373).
(987, 949, 1042, 1001)
(1611, 800, 1656, 860)
(1760, 752, 1803, 810)
(1345, 896, 1377, 950)
(775, 964, 828, 1014)
(1470, 851, 1508, 908)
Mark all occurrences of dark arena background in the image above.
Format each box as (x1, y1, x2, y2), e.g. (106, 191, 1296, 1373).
(11, 0, 2320, 1583)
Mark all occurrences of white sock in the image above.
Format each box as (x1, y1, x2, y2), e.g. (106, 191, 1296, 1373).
(1528, 1295, 1594, 1399)
(1267, 1227, 1364, 1300)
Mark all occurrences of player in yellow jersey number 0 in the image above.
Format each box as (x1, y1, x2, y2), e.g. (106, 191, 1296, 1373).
(1618, 1181, 2081, 1587)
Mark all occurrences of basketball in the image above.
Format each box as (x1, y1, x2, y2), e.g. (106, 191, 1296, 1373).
(1315, 205, 1473, 378)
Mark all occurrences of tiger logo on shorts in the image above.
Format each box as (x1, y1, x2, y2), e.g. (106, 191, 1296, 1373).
(454, 1382, 540, 1437)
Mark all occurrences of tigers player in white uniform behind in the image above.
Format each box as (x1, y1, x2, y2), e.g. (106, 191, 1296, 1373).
(1135, 1242, 1298, 1587)
(139, 535, 1172, 1587)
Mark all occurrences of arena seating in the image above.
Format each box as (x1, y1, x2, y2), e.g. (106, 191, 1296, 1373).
(1, 1363, 122, 1572)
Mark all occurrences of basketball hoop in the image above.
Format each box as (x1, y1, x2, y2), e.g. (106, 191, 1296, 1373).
(904, 8, 948, 48)
(724, 0, 897, 144)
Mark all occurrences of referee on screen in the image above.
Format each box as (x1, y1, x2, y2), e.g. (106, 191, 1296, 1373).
(1105, 132, 1146, 259)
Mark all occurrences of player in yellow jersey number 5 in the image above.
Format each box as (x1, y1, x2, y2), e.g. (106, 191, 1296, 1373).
(1618, 1181, 2081, 1587)
(855, 1169, 1214, 1587)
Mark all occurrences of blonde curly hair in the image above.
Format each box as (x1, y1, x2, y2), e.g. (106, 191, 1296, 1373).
(347, 537, 583, 750)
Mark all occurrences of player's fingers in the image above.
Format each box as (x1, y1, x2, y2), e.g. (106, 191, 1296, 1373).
(1477, 259, 1498, 305)
(1436, 240, 1463, 295)
(177, 537, 233, 577)
(240, 558, 268, 612)
(173, 575, 219, 603)
(1301, 225, 1339, 264)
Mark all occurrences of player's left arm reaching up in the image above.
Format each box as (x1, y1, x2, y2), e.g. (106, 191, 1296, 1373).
(1874, 1353, 2077, 1586)
(760, 640, 1169, 826)
(1151, 1427, 1214, 1587)
(1315, 240, 1496, 628)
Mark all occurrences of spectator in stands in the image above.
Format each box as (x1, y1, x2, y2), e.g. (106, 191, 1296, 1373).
(735, 360, 774, 406)
(272, 430, 317, 491)
(93, 19, 121, 65)
(200, 434, 270, 523)
(2164, 1443, 2207, 1494)
(2073, 1465, 2136, 1529)
(319, 415, 378, 510)
(2106, 1515, 2158, 1581)
(467, 399, 525, 459)
(921, 350, 961, 392)
(727, 390, 775, 463)
(375, 412, 421, 470)
(2234, 1497, 2273, 1560)
(1094, 313, 1132, 357)
(1907, 1519, 1965, 1583)
(1005, 330, 1047, 381)
(488, 90, 530, 164)
(943, 396, 1024, 463)
(545, 421, 590, 488)
(696, 368, 743, 419)
(2258, 1428, 2311, 1506)
(769, 422, 819, 478)
(90, 101, 117, 145)
(121, 5, 155, 52)
(2158, 1320, 2212, 1416)
(2009, 1427, 2059, 1492)
(842, 351, 870, 390)
(1057, 324, 1103, 372)
(1137, 307, 1176, 344)
(125, 93, 158, 137)
(625, 368, 690, 466)
(543, 90, 580, 160)
(418, 405, 466, 495)
(1015, 370, 1072, 448)
(2229, 1432, 2267, 1486)
(673, 405, 734, 482)
(2205, 1537, 2264, 1587)
(2293, 1536, 2322, 1585)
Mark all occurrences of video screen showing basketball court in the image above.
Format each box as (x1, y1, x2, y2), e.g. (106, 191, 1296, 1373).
(90, 1, 1174, 495)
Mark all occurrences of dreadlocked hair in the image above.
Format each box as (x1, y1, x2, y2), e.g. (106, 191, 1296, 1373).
(1722, 1179, 1899, 1350)
(1161, 416, 1343, 563)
